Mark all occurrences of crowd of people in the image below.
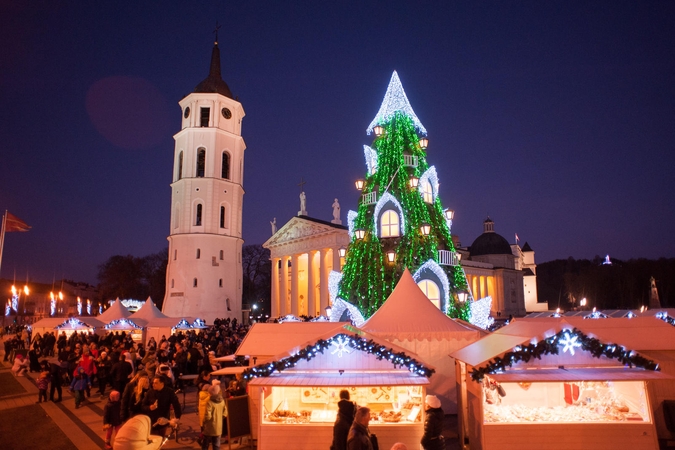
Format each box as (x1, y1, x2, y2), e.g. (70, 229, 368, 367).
(4, 318, 251, 450)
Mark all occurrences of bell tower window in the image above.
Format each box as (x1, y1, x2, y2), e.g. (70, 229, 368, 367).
(195, 204, 203, 226)
(220, 206, 226, 228)
(196, 148, 206, 177)
(222, 152, 230, 179)
(200, 107, 210, 127)
(177, 151, 183, 181)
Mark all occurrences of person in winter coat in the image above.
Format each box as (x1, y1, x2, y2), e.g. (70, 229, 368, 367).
(141, 374, 182, 436)
(347, 407, 374, 450)
(121, 372, 149, 421)
(202, 384, 226, 450)
(11, 354, 29, 376)
(96, 351, 112, 396)
(75, 350, 97, 398)
(36, 369, 50, 403)
(49, 361, 64, 402)
(69, 367, 91, 409)
(103, 390, 122, 449)
(110, 352, 133, 393)
(331, 390, 357, 450)
(421, 395, 445, 450)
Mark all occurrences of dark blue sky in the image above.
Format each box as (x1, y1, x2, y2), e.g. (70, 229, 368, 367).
(1, 1, 674, 285)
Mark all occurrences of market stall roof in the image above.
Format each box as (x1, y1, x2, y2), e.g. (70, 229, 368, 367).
(97, 298, 132, 323)
(143, 317, 197, 328)
(211, 366, 247, 376)
(360, 269, 487, 340)
(490, 367, 674, 382)
(129, 298, 168, 321)
(451, 316, 675, 368)
(248, 371, 429, 387)
(31, 318, 72, 330)
(235, 322, 346, 357)
(103, 317, 147, 330)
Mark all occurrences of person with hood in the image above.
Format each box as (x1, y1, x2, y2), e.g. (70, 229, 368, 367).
(49, 360, 64, 402)
(331, 390, 357, 450)
(11, 354, 29, 376)
(421, 395, 445, 450)
(69, 367, 91, 409)
(103, 390, 122, 449)
(202, 383, 225, 450)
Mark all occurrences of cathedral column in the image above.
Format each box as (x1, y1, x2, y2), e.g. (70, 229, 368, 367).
(319, 248, 329, 314)
(483, 276, 489, 298)
(291, 254, 299, 316)
(307, 251, 317, 316)
(332, 247, 341, 274)
(280, 256, 289, 316)
(271, 257, 280, 318)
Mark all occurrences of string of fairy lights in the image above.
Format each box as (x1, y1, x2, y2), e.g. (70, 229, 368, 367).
(469, 327, 660, 382)
(241, 333, 435, 380)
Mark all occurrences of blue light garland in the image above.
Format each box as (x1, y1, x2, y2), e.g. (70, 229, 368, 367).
(104, 318, 143, 329)
(242, 333, 435, 380)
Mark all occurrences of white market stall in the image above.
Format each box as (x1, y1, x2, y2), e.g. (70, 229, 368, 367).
(32, 317, 105, 339)
(143, 317, 206, 343)
(96, 299, 145, 341)
(242, 325, 434, 450)
(129, 298, 168, 344)
(360, 268, 487, 413)
(451, 317, 672, 450)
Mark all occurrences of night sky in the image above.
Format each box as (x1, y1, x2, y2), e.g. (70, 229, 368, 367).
(1, 2, 674, 285)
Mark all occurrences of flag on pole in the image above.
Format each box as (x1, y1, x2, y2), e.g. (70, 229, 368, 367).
(5, 212, 31, 232)
(515, 233, 520, 243)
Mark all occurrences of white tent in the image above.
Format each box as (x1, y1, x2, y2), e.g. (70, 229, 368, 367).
(143, 317, 198, 344)
(359, 268, 487, 413)
(97, 298, 132, 323)
(31, 317, 105, 338)
(129, 298, 168, 322)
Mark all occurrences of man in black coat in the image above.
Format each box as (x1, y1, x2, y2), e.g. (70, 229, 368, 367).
(331, 390, 357, 450)
(142, 374, 182, 436)
(49, 361, 64, 402)
(347, 407, 374, 450)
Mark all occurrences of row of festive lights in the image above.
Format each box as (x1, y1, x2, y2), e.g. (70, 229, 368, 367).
(241, 333, 435, 380)
(469, 327, 660, 382)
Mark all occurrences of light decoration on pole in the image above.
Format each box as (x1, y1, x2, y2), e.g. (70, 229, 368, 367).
(469, 327, 661, 382)
(5, 300, 10, 316)
(50, 293, 56, 316)
(241, 333, 435, 380)
(98, 304, 103, 315)
(86, 299, 91, 315)
(355, 179, 365, 190)
(10, 285, 19, 312)
(419, 137, 429, 149)
(367, 71, 427, 136)
(77, 297, 82, 316)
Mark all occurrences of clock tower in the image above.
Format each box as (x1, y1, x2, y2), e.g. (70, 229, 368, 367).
(162, 39, 245, 323)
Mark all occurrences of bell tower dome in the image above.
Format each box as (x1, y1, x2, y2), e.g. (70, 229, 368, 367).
(162, 38, 246, 323)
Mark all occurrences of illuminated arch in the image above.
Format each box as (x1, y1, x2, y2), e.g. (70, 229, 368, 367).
(374, 192, 405, 238)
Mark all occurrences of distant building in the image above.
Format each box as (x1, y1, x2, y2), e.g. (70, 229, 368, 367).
(457, 217, 546, 317)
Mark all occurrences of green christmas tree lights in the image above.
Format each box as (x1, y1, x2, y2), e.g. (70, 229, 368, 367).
(338, 72, 471, 321)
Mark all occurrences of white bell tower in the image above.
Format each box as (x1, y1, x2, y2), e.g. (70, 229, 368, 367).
(162, 38, 245, 323)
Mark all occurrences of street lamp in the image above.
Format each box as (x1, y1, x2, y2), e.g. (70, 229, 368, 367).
(386, 250, 396, 264)
(373, 125, 384, 136)
(355, 179, 365, 190)
(457, 290, 469, 303)
(419, 137, 429, 149)
(338, 247, 347, 258)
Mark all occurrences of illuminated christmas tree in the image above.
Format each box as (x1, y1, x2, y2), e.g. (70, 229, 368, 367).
(336, 72, 472, 322)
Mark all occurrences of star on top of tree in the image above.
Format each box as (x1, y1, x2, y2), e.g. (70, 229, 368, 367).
(367, 71, 427, 136)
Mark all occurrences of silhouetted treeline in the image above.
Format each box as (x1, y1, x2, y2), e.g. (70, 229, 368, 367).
(97, 250, 168, 308)
(537, 256, 675, 310)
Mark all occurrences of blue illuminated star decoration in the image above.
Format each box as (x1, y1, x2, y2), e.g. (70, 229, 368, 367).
(559, 332, 582, 355)
(331, 336, 352, 358)
(367, 71, 427, 136)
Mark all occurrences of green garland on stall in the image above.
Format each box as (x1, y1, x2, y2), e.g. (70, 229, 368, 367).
(241, 333, 435, 380)
(469, 327, 660, 382)
(338, 111, 470, 321)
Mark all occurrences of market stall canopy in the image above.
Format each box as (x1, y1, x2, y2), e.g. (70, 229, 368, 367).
(129, 298, 168, 321)
(235, 322, 346, 358)
(210, 366, 248, 376)
(360, 269, 487, 341)
(103, 318, 147, 330)
(489, 367, 674, 382)
(31, 318, 72, 331)
(97, 298, 132, 322)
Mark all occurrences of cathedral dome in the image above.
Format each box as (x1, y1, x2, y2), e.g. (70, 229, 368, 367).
(194, 42, 233, 99)
(469, 217, 513, 256)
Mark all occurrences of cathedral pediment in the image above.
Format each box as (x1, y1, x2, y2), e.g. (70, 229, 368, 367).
(264, 216, 344, 248)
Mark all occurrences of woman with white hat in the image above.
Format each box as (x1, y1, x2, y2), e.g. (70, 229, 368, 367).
(421, 395, 444, 450)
